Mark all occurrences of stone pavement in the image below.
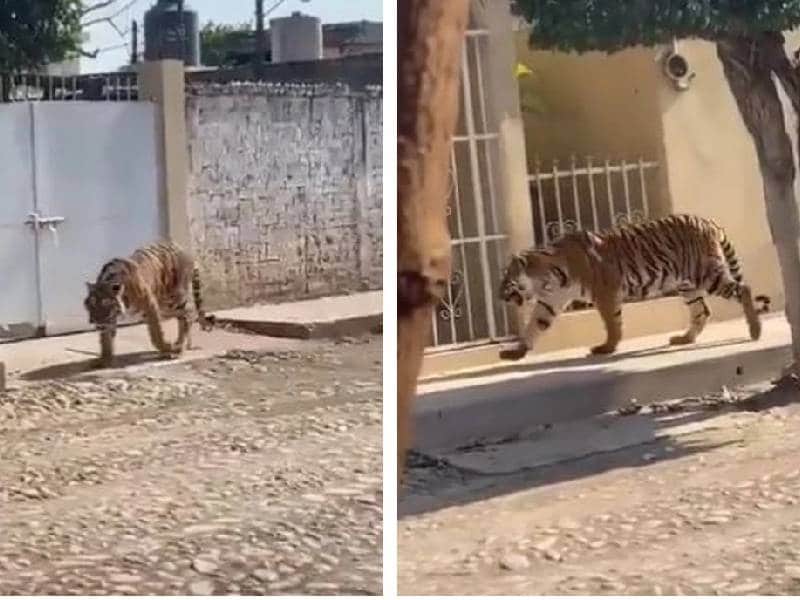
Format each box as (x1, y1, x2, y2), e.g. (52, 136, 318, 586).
(400, 377, 800, 595)
(0, 332, 382, 594)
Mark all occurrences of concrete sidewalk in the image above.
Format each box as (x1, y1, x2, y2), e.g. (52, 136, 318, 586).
(0, 291, 381, 384)
(0, 322, 309, 384)
(414, 313, 792, 452)
(212, 291, 382, 339)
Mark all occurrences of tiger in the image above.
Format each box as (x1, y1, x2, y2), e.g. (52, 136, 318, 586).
(499, 214, 771, 360)
(83, 241, 214, 368)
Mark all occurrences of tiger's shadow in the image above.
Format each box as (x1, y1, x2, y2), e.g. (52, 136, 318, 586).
(19, 351, 171, 382)
(424, 336, 752, 385)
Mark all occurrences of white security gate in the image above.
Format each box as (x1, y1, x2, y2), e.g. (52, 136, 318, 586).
(428, 28, 513, 350)
(0, 104, 39, 337)
(0, 100, 163, 338)
(528, 156, 659, 246)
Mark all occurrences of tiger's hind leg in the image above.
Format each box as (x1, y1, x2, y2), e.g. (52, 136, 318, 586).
(670, 290, 711, 345)
(142, 293, 178, 356)
(590, 293, 623, 355)
(176, 314, 196, 352)
(173, 300, 195, 353)
(705, 264, 761, 341)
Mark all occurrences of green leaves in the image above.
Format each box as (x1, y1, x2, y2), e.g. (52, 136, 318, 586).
(0, 0, 84, 72)
(200, 21, 254, 67)
(514, 0, 800, 52)
(515, 61, 548, 114)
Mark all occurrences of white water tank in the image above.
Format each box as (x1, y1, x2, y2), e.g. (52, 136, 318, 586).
(270, 12, 323, 63)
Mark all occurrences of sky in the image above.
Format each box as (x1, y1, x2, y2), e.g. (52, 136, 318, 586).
(81, 0, 383, 73)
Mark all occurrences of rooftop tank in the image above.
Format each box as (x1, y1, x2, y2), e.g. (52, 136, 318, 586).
(269, 12, 323, 63)
(144, 0, 200, 66)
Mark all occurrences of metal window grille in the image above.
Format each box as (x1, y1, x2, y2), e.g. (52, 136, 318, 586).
(529, 155, 660, 312)
(428, 29, 513, 351)
(528, 156, 658, 245)
(0, 73, 139, 103)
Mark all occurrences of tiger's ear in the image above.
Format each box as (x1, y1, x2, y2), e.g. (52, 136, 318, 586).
(523, 251, 552, 270)
(510, 254, 527, 269)
(570, 230, 603, 263)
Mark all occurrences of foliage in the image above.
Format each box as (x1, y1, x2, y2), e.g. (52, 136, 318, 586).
(0, 0, 84, 71)
(200, 21, 254, 67)
(515, 61, 547, 114)
(513, 1, 800, 53)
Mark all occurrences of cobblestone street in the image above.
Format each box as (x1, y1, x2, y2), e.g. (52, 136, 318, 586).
(0, 336, 382, 595)
(400, 380, 800, 595)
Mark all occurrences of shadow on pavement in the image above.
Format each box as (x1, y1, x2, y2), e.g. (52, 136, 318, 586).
(20, 351, 165, 382)
(401, 377, 799, 519)
(422, 335, 751, 387)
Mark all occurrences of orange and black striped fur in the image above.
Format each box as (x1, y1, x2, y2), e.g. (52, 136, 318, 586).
(499, 214, 771, 360)
(83, 241, 214, 367)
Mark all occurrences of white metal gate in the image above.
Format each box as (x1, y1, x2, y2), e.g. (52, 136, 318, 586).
(428, 28, 513, 350)
(0, 104, 39, 338)
(0, 97, 163, 338)
(528, 156, 659, 246)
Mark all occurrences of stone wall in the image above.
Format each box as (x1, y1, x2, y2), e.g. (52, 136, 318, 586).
(185, 53, 382, 90)
(186, 82, 382, 308)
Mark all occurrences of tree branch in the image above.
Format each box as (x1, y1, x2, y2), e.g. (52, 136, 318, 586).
(80, 0, 119, 16)
(82, 16, 130, 39)
(80, 0, 136, 47)
(81, 0, 138, 24)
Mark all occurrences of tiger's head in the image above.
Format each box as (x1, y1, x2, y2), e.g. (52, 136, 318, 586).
(499, 251, 564, 306)
(84, 281, 125, 328)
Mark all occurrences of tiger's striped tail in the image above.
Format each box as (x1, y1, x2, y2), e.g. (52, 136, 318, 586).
(719, 232, 771, 314)
(191, 267, 215, 331)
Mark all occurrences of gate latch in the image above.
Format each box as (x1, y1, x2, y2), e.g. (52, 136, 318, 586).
(25, 212, 65, 247)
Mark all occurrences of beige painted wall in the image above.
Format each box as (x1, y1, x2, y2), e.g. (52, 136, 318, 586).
(656, 39, 786, 319)
(516, 39, 662, 160)
(515, 33, 672, 216)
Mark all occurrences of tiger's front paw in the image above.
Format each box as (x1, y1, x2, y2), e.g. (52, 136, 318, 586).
(669, 334, 695, 346)
(199, 315, 216, 332)
(590, 343, 617, 355)
(157, 343, 182, 360)
(93, 357, 113, 370)
(499, 343, 529, 361)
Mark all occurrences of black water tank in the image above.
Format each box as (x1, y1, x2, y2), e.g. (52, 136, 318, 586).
(144, 0, 200, 65)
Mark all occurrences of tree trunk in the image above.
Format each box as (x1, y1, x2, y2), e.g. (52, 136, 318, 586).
(397, 0, 469, 481)
(716, 33, 800, 373)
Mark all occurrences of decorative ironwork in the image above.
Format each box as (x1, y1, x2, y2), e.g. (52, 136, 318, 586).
(445, 161, 457, 218)
(543, 218, 581, 244)
(613, 209, 648, 228)
(540, 210, 650, 247)
(437, 270, 464, 321)
(529, 156, 659, 248)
